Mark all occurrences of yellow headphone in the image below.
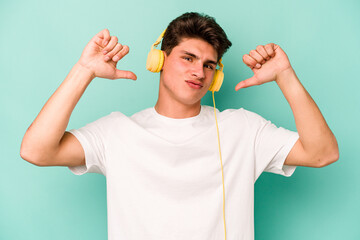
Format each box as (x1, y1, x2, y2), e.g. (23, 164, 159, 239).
(146, 29, 224, 92)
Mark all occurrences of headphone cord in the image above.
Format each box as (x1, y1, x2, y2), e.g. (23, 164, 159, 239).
(212, 91, 227, 240)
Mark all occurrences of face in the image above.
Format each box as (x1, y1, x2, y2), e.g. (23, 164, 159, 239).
(159, 38, 218, 107)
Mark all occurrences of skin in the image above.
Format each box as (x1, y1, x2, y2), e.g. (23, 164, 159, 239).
(20, 28, 339, 169)
(155, 38, 218, 118)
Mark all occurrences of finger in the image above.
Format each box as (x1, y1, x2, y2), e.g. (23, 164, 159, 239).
(105, 43, 123, 61)
(114, 69, 137, 80)
(256, 45, 270, 61)
(235, 76, 259, 91)
(93, 35, 103, 46)
(93, 29, 110, 47)
(249, 49, 265, 65)
(102, 36, 118, 59)
(264, 43, 276, 58)
(112, 45, 130, 62)
(101, 29, 111, 47)
(91, 29, 110, 47)
(243, 54, 261, 69)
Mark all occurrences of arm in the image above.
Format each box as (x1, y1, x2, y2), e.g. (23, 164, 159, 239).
(235, 43, 339, 168)
(20, 29, 137, 167)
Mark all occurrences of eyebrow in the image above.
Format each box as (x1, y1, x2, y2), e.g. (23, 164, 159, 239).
(182, 51, 217, 66)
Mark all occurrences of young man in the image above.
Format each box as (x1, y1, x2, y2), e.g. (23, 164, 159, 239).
(21, 12, 338, 240)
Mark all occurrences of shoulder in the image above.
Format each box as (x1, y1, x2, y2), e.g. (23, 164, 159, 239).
(203, 105, 266, 123)
(129, 107, 154, 125)
(99, 111, 128, 123)
(206, 106, 273, 131)
(201, 105, 239, 121)
(80, 111, 129, 131)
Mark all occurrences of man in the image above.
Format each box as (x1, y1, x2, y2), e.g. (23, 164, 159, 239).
(20, 12, 338, 240)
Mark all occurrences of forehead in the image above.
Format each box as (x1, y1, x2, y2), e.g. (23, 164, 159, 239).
(172, 38, 218, 62)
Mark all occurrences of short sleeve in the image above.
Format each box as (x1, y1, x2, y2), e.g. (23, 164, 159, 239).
(243, 110, 299, 181)
(67, 118, 107, 176)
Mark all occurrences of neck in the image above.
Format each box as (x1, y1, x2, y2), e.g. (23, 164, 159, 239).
(154, 99, 201, 119)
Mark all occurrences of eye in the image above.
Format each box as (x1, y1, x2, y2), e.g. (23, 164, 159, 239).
(204, 64, 214, 70)
(183, 56, 192, 61)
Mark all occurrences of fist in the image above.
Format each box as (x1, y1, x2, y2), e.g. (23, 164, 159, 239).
(78, 29, 137, 80)
(235, 43, 292, 91)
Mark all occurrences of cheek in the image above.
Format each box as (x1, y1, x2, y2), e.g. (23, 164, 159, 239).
(163, 58, 181, 75)
(173, 60, 188, 74)
(206, 71, 215, 83)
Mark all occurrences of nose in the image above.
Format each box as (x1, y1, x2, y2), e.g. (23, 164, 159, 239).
(191, 62, 205, 80)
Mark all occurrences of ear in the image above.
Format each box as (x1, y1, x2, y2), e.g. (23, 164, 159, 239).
(161, 51, 167, 70)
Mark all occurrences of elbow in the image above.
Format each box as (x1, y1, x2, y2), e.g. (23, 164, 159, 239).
(316, 152, 339, 168)
(20, 148, 40, 167)
(316, 144, 340, 168)
(20, 144, 47, 167)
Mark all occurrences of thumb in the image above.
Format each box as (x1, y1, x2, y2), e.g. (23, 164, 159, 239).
(235, 76, 258, 91)
(114, 69, 137, 80)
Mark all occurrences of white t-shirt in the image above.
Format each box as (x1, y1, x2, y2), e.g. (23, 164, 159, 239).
(68, 105, 299, 240)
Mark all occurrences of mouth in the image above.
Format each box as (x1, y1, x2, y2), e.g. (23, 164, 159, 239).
(185, 80, 203, 89)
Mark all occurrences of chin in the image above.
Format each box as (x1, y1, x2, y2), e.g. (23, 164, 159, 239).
(176, 93, 204, 106)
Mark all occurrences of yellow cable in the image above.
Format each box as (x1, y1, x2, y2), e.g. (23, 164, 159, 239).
(212, 90, 227, 240)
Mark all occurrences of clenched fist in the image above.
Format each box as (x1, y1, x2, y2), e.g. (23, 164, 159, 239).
(235, 43, 293, 91)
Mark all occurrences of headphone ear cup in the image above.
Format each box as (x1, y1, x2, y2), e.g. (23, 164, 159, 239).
(208, 69, 224, 92)
(146, 49, 164, 72)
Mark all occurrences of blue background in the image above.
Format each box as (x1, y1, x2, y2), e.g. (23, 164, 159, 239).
(1, 0, 359, 239)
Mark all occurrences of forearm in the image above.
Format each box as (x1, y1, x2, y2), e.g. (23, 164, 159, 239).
(21, 62, 94, 162)
(276, 68, 338, 159)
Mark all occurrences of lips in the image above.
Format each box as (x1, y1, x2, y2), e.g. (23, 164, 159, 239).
(185, 80, 203, 89)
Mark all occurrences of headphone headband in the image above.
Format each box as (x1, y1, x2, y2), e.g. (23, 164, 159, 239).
(151, 29, 167, 50)
(218, 59, 223, 71)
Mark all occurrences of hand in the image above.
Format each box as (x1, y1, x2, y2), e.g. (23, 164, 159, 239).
(235, 43, 292, 91)
(78, 29, 137, 80)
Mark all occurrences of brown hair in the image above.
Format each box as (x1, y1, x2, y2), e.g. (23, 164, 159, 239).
(161, 12, 232, 61)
